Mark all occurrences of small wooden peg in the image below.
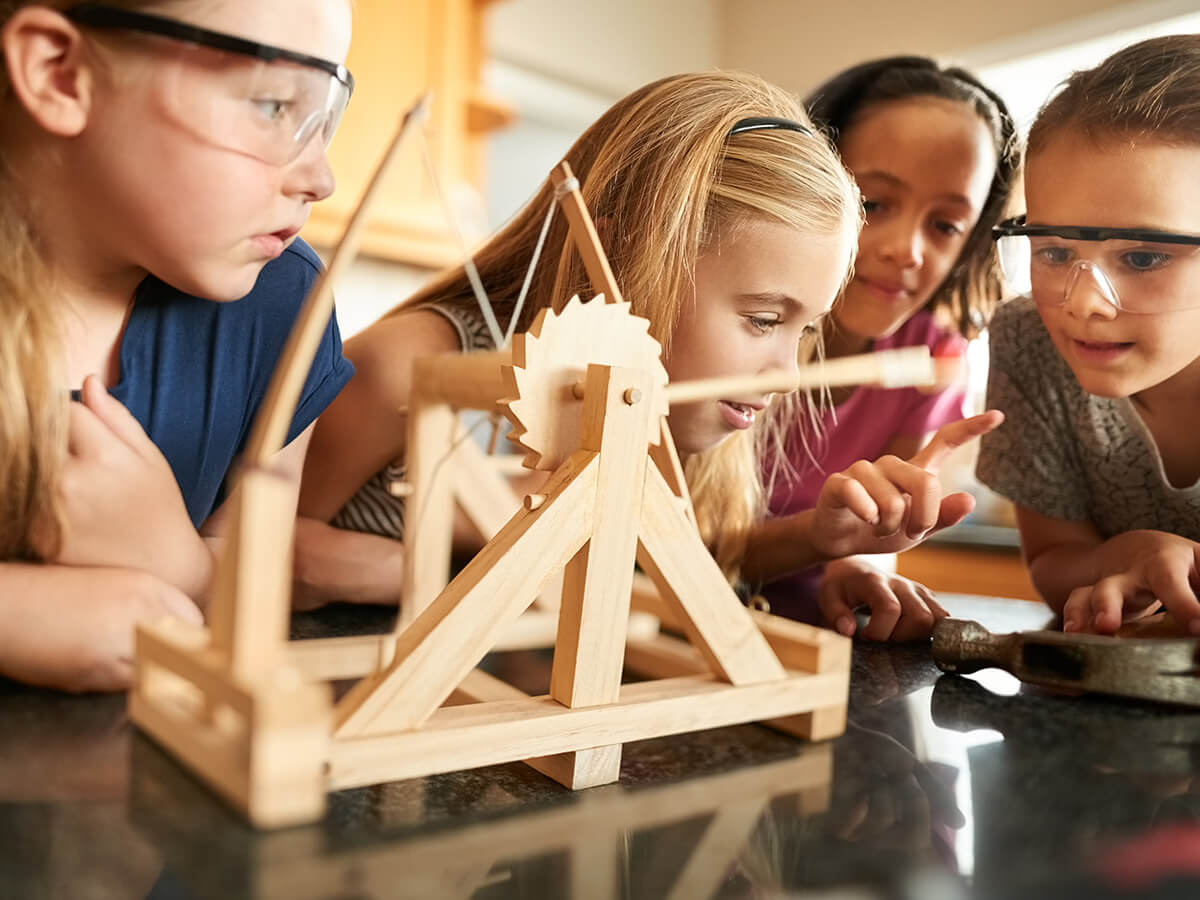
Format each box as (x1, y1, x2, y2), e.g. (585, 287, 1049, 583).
(524, 493, 547, 511)
(622, 388, 642, 406)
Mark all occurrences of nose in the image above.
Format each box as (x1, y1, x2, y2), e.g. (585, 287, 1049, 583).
(284, 133, 337, 203)
(1062, 261, 1120, 320)
(761, 330, 805, 393)
(875, 216, 923, 269)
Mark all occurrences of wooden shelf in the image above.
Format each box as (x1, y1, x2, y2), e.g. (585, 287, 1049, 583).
(300, 0, 512, 267)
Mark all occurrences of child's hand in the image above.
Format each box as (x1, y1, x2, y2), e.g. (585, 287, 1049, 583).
(811, 411, 1004, 559)
(48, 377, 212, 600)
(1062, 530, 1200, 634)
(818, 557, 948, 641)
(0, 564, 202, 692)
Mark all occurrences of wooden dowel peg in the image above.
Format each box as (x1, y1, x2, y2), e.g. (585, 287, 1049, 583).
(524, 493, 547, 511)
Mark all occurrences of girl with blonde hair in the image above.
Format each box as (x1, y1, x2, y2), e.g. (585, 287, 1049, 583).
(297, 70, 998, 608)
(0, 0, 355, 690)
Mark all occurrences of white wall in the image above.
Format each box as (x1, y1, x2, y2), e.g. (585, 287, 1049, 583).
(334, 0, 1200, 338)
(483, 0, 722, 229)
(488, 0, 721, 99)
(719, 0, 1198, 97)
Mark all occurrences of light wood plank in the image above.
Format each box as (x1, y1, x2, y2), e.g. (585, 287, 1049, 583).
(329, 670, 847, 789)
(636, 468, 785, 685)
(550, 366, 654, 784)
(398, 390, 458, 627)
(549, 161, 624, 305)
(630, 574, 851, 674)
(207, 467, 296, 680)
(334, 452, 599, 737)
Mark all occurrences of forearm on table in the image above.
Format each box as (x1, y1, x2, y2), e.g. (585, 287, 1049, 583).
(293, 516, 406, 606)
(740, 510, 832, 584)
(0, 563, 195, 692)
(1026, 542, 1106, 613)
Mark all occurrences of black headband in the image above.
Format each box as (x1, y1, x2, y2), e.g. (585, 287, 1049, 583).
(728, 116, 813, 137)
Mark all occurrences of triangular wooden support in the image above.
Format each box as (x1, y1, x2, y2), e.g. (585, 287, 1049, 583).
(128, 132, 851, 827)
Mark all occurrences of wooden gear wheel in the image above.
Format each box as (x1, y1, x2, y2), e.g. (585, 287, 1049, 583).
(501, 295, 670, 471)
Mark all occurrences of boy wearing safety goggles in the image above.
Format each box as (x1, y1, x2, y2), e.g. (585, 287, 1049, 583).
(977, 34, 1200, 635)
(0, 1, 354, 690)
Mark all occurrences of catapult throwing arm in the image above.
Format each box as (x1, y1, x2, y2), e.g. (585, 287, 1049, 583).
(663, 346, 934, 406)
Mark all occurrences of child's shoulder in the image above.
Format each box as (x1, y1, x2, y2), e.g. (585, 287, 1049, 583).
(238, 238, 323, 313)
(880, 308, 962, 353)
(986, 296, 1058, 365)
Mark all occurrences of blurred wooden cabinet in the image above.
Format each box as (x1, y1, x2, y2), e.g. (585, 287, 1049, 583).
(302, 0, 514, 265)
(897, 542, 1039, 602)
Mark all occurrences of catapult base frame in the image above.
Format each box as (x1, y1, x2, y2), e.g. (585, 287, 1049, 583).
(128, 134, 851, 828)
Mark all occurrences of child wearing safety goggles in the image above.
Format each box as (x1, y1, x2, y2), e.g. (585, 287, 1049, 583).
(977, 35, 1200, 635)
(0, 1, 355, 691)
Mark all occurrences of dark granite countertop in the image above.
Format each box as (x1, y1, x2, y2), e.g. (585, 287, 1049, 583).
(4, 595, 1200, 900)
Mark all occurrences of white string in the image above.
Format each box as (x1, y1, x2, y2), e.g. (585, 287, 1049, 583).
(420, 125, 579, 351)
(403, 134, 585, 539)
(504, 176, 577, 345)
(420, 132, 506, 350)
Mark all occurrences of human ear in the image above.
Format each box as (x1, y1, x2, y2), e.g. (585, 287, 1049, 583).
(2, 7, 94, 137)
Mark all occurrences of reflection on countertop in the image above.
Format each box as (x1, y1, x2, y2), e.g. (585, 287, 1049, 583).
(3, 596, 1200, 899)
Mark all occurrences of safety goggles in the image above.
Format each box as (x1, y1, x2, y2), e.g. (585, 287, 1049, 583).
(65, 3, 354, 166)
(993, 216, 1200, 314)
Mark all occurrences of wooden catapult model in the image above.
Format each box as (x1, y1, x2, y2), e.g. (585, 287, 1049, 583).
(130, 99, 930, 828)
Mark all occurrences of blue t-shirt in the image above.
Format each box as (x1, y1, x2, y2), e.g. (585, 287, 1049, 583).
(105, 239, 353, 526)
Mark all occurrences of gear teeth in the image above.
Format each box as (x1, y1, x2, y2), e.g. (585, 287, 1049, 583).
(496, 296, 668, 472)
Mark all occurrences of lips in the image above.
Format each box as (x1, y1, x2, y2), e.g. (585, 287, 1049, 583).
(857, 275, 914, 302)
(718, 399, 764, 431)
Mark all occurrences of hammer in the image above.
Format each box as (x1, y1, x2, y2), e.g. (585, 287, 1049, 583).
(931, 618, 1200, 707)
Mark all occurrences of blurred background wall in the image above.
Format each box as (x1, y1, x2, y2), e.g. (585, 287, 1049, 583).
(318, 0, 1199, 334)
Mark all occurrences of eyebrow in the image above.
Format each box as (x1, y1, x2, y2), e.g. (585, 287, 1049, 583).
(737, 292, 808, 312)
(856, 170, 974, 207)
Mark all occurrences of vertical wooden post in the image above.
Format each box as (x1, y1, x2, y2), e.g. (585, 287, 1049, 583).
(549, 364, 653, 787)
(399, 365, 459, 629)
(207, 467, 296, 680)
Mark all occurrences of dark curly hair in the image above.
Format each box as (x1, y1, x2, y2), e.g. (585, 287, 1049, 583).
(805, 56, 1019, 338)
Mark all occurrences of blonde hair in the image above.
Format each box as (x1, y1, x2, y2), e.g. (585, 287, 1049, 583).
(0, 0, 177, 558)
(398, 71, 860, 577)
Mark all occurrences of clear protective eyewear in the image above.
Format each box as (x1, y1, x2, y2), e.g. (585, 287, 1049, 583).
(993, 216, 1200, 314)
(64, 3, 355, 166)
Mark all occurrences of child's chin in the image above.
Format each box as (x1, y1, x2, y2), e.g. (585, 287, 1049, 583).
(1067, 367, 1136, 400)
(197, 268, 267, 303)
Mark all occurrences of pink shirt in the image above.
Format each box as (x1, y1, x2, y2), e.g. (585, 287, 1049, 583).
(769, 310, 968, 516)
(760, 311, 967, 620)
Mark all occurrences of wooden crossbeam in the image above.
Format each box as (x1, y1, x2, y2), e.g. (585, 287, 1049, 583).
(329, 670, 848, 790)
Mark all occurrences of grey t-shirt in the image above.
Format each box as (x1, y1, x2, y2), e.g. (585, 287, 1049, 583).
(976, 296, 1200, 539)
